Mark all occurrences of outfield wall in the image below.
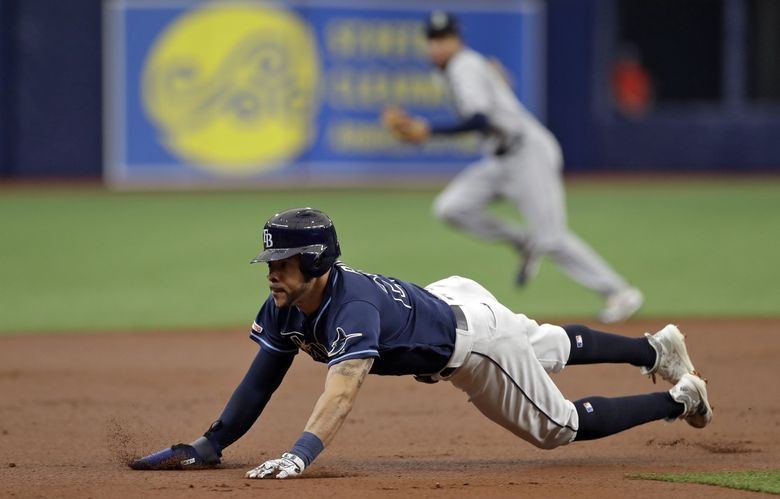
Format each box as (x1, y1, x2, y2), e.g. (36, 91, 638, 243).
(0, 0, 779, 181)
(102, 0, 544, 187)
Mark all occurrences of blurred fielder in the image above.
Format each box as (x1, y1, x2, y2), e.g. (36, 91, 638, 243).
(382, 11, 643, 323)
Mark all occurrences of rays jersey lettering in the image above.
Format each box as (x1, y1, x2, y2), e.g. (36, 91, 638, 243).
(248, 263, 458, 375)
(339, 264, 412, 309)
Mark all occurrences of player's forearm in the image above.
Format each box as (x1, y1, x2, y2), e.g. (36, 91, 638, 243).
(304, 390, 354, 446)
(430, 112, 490, 135)
(303, 357, 374, 446)
(205, 350, 294, 451)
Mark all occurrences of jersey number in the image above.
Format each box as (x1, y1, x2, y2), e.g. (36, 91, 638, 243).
(341, 265, 412, 309)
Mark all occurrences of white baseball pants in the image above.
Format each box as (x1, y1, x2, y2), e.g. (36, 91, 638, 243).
(432, 129, 627, 296)
(426, 275, 579, 449)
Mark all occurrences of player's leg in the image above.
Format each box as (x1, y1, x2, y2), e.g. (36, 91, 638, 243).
(513, 314, 710, 440)
(524, 321, 570, 374)
(432, 157, 529, 247)
(447, 295, 711, 448)
(559, 323, 708, 438)
(502, 141, 627, 293)
(502, 137, 642, 320)
(564, 324, 696, 384)
(564, 324, 655, 368)
(573, 372, 712, 440)
(448, 299, 579, 449)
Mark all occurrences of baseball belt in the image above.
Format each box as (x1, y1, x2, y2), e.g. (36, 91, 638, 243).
(415, 305, 470, 383)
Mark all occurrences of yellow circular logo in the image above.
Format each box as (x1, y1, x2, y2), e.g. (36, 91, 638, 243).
(142, 5, 319, 174)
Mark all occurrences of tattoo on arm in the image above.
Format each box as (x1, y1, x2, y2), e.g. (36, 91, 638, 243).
(303, 357, 374, 446)
(329, 358, 373, 388)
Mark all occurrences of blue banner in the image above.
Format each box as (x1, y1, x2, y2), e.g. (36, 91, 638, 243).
(104, 0, 545, 187)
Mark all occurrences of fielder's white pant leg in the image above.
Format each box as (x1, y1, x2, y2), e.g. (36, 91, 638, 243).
(432, 158, 528, 246)
(426, 276, 578, 449)
(501, 132, 627, 295)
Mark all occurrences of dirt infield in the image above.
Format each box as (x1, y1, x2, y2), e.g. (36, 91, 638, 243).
(1, 318, 778, 498)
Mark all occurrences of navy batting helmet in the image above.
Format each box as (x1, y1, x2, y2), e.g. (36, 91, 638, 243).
(250, 207, 341, 278)
(424, 11, 460, 39)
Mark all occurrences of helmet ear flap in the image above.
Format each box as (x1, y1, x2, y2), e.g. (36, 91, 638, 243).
(298, 251, 325, 278)
(309, 254, 322, 274)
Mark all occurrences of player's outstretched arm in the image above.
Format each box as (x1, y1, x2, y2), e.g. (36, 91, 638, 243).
(130, 349, 294, 470)
(304, 357, 374, 444)
(246, 357, 374, 479)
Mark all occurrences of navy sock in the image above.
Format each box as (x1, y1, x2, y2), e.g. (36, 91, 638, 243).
(573, 392, 684, 441)
(564, 324, 656, 368)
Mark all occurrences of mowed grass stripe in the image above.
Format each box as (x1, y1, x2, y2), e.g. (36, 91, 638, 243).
(628, 470, 780, 495)
(0, 180, 778, 333)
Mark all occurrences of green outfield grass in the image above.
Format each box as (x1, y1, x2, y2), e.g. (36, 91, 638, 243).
(1, 179, 778, 333)
(629, 470, 780, 495)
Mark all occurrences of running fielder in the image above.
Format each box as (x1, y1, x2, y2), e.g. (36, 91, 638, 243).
(382, 11, 643, 323)
(131, 207, 712, 477)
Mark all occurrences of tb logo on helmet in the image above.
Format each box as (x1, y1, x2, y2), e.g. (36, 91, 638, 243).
(251, 208, 341, 278)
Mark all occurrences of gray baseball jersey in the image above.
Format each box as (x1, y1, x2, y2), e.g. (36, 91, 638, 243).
(443, 47, 549, 154)
(433, 47, 631, 299)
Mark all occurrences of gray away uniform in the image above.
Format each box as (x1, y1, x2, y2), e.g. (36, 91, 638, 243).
(432, 47, 631, 299)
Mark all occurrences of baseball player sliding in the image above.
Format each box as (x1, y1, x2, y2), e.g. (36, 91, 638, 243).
(382, 11, 643, 323)
(131, 207, 712, 477)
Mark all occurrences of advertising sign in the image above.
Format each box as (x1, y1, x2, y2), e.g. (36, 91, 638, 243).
(104, 0, 544, 187)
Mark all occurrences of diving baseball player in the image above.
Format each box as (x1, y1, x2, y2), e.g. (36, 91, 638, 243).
(382, 11, 643, 323)
(130, 207, 712, 477)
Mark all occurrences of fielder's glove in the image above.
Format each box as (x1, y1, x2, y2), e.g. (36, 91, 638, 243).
(381, 105, 431, 144)
(129, 437, 220, 470)
(245, 452, 305, 479)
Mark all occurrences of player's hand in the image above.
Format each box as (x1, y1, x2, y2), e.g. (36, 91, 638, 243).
(381, 105, 410, 129)
(245, 452, 305, 479)
(129, 441, 220, 470)
(381, 105, 431, 144)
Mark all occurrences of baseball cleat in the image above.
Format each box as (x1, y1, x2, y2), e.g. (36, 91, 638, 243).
(669, 373, 713, 428)
(640, 324, 696, 384)
(597, 287, 643, 323)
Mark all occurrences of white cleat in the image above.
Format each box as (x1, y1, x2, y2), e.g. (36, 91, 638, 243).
(641, 324, 696, 384)
(669, 373, 713, 428)
(598, 287, 644, 324)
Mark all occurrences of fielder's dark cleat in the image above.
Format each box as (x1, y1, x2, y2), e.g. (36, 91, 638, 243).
(129, 443, 220, 470)
(515, 250, 540, 287)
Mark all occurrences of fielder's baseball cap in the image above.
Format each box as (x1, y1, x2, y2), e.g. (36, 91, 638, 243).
(424, 11, 460, 39)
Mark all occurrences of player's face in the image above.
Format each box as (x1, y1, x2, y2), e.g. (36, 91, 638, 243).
(427, 35, 461, 68)
(267, 256, 313, 308)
